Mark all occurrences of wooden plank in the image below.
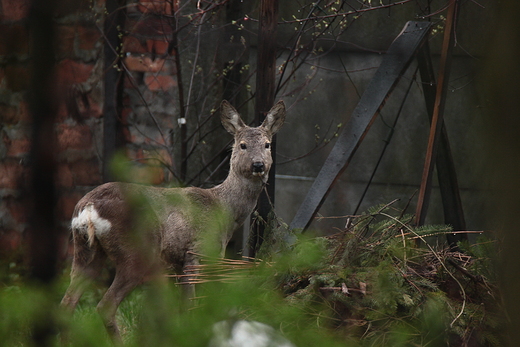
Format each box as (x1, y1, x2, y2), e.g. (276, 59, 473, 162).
(415, 0, 460, 229)
(416, 41, 467, 245)
(290, 21, 432, 231)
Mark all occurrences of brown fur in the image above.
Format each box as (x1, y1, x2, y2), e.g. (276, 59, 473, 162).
(61, 100, 286, 339)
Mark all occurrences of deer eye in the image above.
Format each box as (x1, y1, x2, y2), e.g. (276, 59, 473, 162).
(240, 143, 247, 150)
(265, 142, 271, 149)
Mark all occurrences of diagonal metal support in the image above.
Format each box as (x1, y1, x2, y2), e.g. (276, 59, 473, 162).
(290, 21, 432, 231)
(416, 41, 467, 244)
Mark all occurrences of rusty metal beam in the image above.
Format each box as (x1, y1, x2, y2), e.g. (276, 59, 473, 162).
(415, 0, 461, 229)
(290, 21, 432, 231)
(416, 41, 467, 245)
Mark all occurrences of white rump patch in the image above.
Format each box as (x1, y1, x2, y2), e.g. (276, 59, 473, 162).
(71, 203, 112, 236)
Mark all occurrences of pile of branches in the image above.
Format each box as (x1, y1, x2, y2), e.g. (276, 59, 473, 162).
(277, 204, 505, 346)
(166, 203, 505, 345)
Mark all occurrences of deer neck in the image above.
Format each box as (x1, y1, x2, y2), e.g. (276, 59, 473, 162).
(211, 171, 266, 227)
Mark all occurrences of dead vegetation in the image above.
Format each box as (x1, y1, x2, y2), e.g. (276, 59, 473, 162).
(174, 203, 506, 346)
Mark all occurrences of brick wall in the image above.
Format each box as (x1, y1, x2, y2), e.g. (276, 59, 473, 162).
(0, 0, 179, 253)
(0, 0, 104, 252)
(121, 0, 178, 186)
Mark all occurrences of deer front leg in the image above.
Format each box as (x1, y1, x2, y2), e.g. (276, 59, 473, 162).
(179, 252, 200, 308)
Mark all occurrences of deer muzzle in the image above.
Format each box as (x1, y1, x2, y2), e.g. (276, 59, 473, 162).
(251, 162, 265, 176)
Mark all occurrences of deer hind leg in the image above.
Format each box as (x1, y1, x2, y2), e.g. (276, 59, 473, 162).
(96, 258, 151, 340)
(61, 233, 107, 311)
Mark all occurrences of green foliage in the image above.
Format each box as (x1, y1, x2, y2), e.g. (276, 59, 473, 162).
(0, 204, 505, 346)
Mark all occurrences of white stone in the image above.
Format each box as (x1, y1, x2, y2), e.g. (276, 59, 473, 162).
(210, 320, 295, 347)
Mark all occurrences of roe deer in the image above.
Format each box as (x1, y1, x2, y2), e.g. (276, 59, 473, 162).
(60, 100, 285, 338)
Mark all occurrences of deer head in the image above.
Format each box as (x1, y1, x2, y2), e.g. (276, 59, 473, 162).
(220, 100, 285, 183)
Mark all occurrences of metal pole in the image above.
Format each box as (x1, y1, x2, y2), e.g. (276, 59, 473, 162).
(250, 0, 279, 257)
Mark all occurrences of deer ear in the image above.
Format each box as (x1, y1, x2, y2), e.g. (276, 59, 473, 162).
(221, 100, 246, 135)
(261, 100, 286, 135)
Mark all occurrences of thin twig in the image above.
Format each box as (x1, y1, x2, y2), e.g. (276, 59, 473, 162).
(379, 212, 467, 328)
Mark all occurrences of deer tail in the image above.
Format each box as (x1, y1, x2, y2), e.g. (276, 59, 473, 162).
(72, 202, 112, 249)
(87, 212, 96, 248)
(80, 203, 97, 248)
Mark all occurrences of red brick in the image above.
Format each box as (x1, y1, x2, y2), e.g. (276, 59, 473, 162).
(0, 99, 31, 124)
(56, 123, 92, 151)
(56, 24, 101, 56)
(0, 229, 22, 251)
(137, 0, 173, 15)
(55, 25, 76, 56)
(146, 39, 169, 55)
(57, 191, 83, 220)
(0, 23, 29, 55)
(77, 25, 101, 51)
(55, 92, 102, 123)
(54, 0, 89, 17)
(5, 197, 29, 223)
(69, 160, 101, 186)
(6, 137, 31, 158)
(0, 103, 18, 124)
(4, 64, 29, 91)
(0, 161, 25, 189)
(55, 103, 69, 123)
(124, 55, 166, 73)
(55, 59, 94, 87)
(122, 35, 147, 54)
(155, 40, 169, 55)
(0, 0, 30, 22)
(18, 101, 31, 122)
(133, 16, 172, 37)
(56, 163, 74, 187)
(0, 105, 30, 129)
(145, 74, 176, 91)
(56, 160, 101, 187)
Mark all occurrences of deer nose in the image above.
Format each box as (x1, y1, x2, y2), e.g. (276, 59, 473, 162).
(252, 162, 265, 173)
